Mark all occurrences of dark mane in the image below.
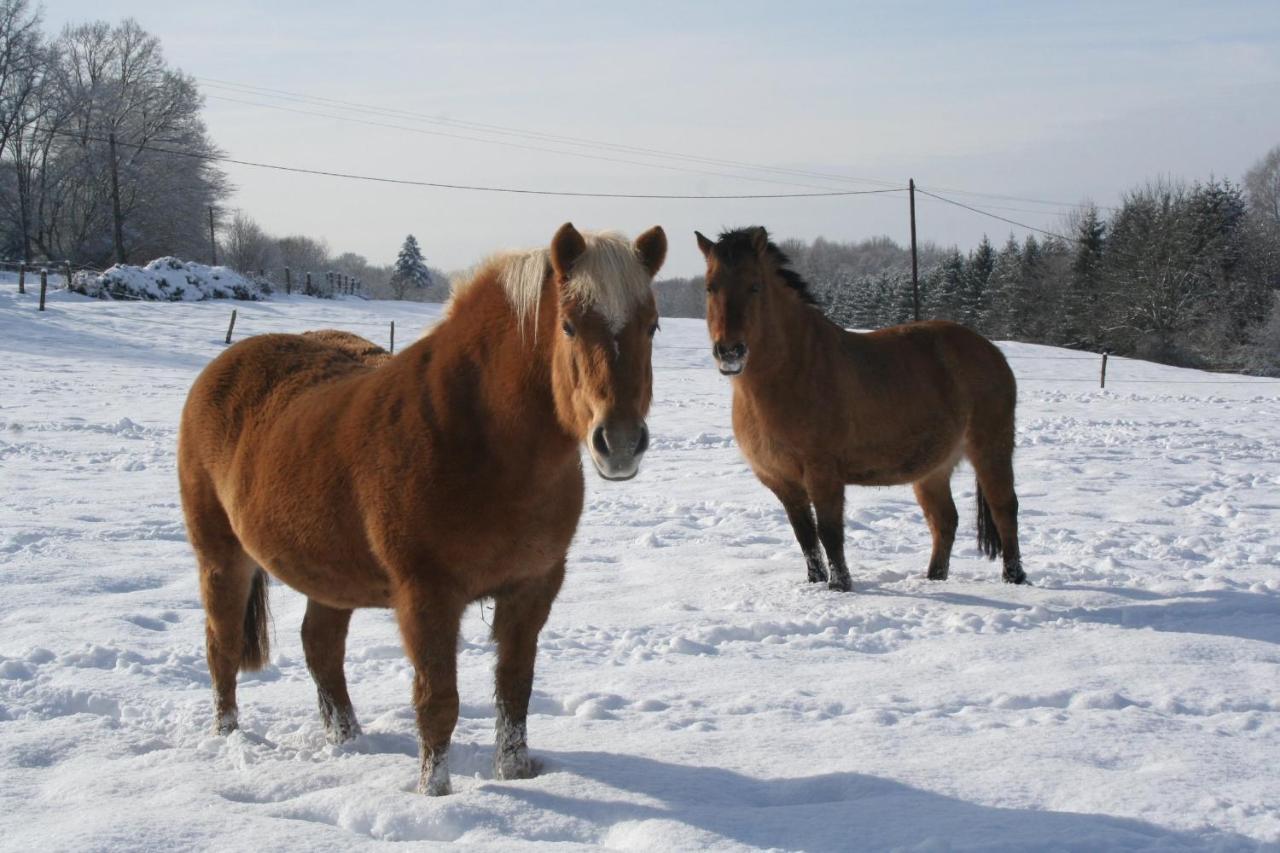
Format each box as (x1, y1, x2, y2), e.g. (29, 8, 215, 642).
(716, 227, 818, 306)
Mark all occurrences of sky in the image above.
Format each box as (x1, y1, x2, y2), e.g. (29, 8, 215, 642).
(47, 1, 1280, 277)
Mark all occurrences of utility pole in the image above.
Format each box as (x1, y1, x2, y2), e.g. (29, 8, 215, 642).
(108, 133, 126, 265)
(909, 178, 920, 322)
(208, 206, 218, 265)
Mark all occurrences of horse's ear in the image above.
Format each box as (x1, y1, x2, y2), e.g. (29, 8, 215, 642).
(550, 222, 587, 282)
(695, 231, 715, 259)
(749, 226, 770, 257)
(634, 226, 667, 277)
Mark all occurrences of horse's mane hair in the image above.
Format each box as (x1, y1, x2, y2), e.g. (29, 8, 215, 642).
(716, 227, 817, 306)
(453, 230, 651, 336)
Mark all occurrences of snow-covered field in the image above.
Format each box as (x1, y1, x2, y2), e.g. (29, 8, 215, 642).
(2, 281, 1279, 852)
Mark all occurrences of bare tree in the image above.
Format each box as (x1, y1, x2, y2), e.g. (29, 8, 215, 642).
(1244, 145, 1280, 236)
(220, 210, 279, 275)
(0, 0, 48, 257)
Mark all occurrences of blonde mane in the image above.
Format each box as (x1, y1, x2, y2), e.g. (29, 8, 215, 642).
(452, 230, 652, 336)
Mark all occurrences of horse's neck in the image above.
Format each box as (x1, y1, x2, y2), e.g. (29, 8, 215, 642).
(400, 290, 575, 459)
(739, 291, 845, 403)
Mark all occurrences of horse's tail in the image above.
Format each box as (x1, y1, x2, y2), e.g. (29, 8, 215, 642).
(975, 480, 1003, 560)
(241, 568, 272, 672)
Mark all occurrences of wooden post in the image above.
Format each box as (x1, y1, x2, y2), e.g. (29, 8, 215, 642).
(65, 261, 73, 292)
(38, 268, 47, 311)
(909, 178, 920, 322)
(1100, 351, 1109, 389)
(108, 133, 126, 265)
(18, 262, 24, 295)
(209, 206, 218, 265)
(285, 267, 291, 295)
(225, 309, 237, 345)
(306, 272, 312, 295)
(390, 320, 395, 354)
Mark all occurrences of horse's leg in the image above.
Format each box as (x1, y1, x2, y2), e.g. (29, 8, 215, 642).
(302, 599, 360, 744)
(491, 561, 565, 781)
(184, 473, 262, 735)
(198, 549, 260, 734)
(913, 467, 959, 581)
(395, 587, 465, 796)
(968, 438, 1027, 584)
(765, 479, 827, 583)
(806, 474, 852, 592)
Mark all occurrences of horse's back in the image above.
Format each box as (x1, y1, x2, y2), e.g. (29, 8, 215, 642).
(180, 333, 379, 476)
(859, 320, 1014, 408)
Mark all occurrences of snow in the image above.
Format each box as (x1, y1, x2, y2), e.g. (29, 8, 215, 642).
(2, 279, 1279, 851)
(71, 257, 269, 301)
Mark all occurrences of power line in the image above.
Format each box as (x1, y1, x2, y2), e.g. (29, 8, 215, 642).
(915, 187, 1077, 242)
(204, 93, 859, 194)
(197, 77, 1118, 213)
(914, 184, 1118, 213)
(50, 127, 906, 200)
(197, 77, 905, 192)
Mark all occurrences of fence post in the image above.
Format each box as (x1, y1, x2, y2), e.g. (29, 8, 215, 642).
(65, 261, 73, 292)
(390, 320, 395, 354)
(306, 272, 312, 295)
(39, 268, 47, 311)
(285, 267, 291, 295)
(18, 262, 24, 295)
(1100, 351, 1109, 389)
(225, 309, 237, 345)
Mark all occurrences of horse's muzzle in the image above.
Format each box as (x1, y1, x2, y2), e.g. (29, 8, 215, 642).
(713, 342, 748, 376)
(589, 420, 649, 481)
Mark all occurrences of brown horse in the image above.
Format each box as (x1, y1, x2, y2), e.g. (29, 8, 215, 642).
(179, 223, 666, 795)
(697, 226, 1026, 592)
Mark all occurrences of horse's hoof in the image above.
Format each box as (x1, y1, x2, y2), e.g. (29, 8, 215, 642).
(323, 713, 362, 745)
(827, 577, 853, 593)
(495, 748, 536, 781)
(807, 571, 828, 584)
(1003, 562, 1028, 584)
(213, 710, 238, 736)
(325, 723, 362, 746)
(927, 569, 949, 581)
(418, 778, 453, 796)
(418, 748, 451, 795)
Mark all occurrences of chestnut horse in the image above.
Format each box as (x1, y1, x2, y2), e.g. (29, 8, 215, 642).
(179, 223, 666, 795)
(697, 226, 1026, 592)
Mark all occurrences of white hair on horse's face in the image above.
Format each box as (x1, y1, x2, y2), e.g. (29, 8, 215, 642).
(455, 230, 651, 338)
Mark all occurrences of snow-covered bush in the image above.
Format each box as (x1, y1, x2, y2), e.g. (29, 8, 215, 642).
(71, 258, 270, 301)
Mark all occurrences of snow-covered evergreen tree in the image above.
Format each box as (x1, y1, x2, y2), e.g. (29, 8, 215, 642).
(390, 234, 431, 299)
(962, 236, 995, 329)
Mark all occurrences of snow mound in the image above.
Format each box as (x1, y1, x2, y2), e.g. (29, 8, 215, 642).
(72, 257, 269, 302)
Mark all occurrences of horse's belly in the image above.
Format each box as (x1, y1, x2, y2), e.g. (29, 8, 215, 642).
(842, 431, 962, 486)
(261, 551, 393, 609)
(232, 509, 394, 609)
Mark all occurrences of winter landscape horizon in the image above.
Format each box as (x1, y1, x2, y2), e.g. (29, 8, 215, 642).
(3, 1, 1280, 850)
(2, 281, 1279, 850)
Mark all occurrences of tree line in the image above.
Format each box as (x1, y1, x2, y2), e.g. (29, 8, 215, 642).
(656, 159, 1280, 375)
(0, 2, 225, 265)
(0, 2, 446, 300)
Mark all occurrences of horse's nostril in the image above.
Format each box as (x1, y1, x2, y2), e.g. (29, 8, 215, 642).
(731, 343, 747, 359)
(635, 424, 649, 456)
(592, 425, 610, 457)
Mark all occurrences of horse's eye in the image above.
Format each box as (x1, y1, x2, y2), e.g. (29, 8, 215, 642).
(562, 321, 576, 338)
(648, 322, 659, 338)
